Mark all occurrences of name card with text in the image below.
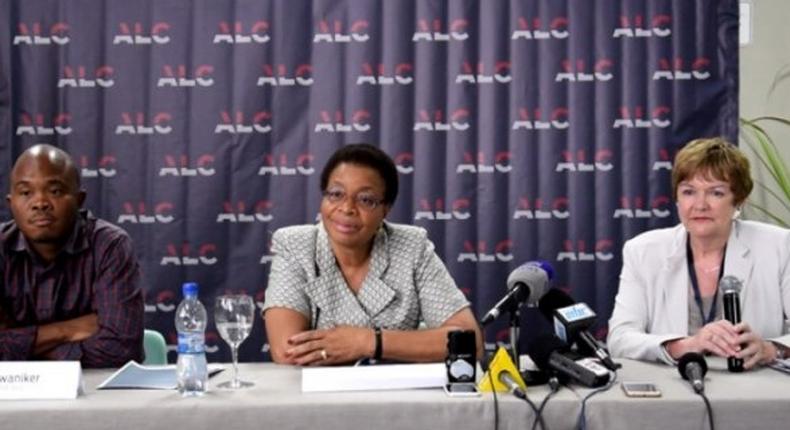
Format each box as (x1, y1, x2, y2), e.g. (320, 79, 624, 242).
(0, 361, 83, 400)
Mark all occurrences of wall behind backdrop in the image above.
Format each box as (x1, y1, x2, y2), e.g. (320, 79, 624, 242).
(0, 0, 738, 362)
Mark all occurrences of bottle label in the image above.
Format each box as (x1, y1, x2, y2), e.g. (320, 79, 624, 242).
(177, 333, 205, 354)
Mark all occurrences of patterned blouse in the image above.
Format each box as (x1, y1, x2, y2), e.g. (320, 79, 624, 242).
(262, 221, 469, 330)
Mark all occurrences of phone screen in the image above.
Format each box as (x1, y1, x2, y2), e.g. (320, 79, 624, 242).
(621, 382, 661, 397)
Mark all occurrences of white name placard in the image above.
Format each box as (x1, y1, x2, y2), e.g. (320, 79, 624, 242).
(0, 361, 83, 400)
(302, 363, 446, 392)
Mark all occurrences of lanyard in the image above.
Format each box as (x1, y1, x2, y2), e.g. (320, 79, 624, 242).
(686, 237, 727, 325)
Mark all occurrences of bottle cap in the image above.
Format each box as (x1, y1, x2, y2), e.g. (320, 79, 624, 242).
(182, 282, 199, 297)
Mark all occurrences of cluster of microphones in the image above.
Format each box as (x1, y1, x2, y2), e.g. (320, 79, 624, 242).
(479, 260, 748, 396)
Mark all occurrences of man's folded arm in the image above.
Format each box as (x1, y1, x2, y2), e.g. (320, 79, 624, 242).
(44, 235, 144, 368)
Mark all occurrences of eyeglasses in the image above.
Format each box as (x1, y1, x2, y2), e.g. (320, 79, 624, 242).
(323, 189, 385, 211)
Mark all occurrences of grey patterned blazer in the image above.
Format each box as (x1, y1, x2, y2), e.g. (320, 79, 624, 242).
(262, 221, 470, 330)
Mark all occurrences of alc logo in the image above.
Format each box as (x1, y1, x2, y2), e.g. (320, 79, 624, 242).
(14, 22, 70, 45)
(258, 153, 315, 175)
(314, 110, 371, 133)
(511, 16, 569, 40)
(412, 18, 469, 42)
(414, 108, 470, 131)
(58, 65, 115, 88)
(113, 22, 170, 45)
(159, 154, 216, 177)
(115, 112, 173, 135)
(213, 21, 271, 44)
(456, 61, 511, 84)
(158, 65, 214, 87)
(612, 106, 671, 129)
(555, 59, 613, 82)
(652, 57, 710, 81)
(456, 151, 512, 174)
(260, 241, 273, 264)
(458, 240, 514, 263)
(513, 197, 570, 219)
(216, 201, 274, 223)
(557, 240, 614, 261)
(414, 198, 471, 221)
(357, 63, 413, 85)
(394, 152, 414, 174)
(556, 150, 614, 172)
(215, 111, 272, 134)
(313, 20, 370, 43)
(79, 155, 117, 178)
(612, 15, 671, 38)
(145, 290, 177, 313)
(613, 196, 671, 219)
(161, 243, 218, 266)
(257, 64, 313, 86)
(117, 202, 175, 224)
(16, 113, 72, 136)
(653, 148, 674, 171)
(512, 107, 570, 130)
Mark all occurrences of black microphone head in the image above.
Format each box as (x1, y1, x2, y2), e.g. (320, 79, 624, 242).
(677, 352, 708, 380)
(537, 288, 576, 322)
(527, 333, 570, 371)
(719, 275, 742, 294)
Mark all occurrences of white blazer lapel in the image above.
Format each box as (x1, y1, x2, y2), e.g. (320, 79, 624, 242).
(658, 226, 691, 335)
(722, 221, 754, 305)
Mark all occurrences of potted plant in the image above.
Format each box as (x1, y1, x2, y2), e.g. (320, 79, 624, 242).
(739, 116, 790, 228)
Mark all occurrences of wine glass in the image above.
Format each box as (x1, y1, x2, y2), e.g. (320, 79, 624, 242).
(214, 294, 255, 389)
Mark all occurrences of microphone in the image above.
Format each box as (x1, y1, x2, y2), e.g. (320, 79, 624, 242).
(480, 261, 554, 325)
(720, 275, 744, 372)
(498, 369, 527, 399)
(528, 334, 611, 388)
(678, 352, 708, 394)
(537, 289, 620, 370)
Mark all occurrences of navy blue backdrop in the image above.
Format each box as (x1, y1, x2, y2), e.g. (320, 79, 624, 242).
(0, 0, 738, 362)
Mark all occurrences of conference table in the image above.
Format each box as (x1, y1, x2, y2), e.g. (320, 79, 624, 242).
(1, 358, 788, 430)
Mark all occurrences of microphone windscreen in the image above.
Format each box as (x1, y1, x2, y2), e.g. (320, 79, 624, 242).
(527, 334, 569, 371)
(677, 352, 708, 379)
(719, 275, 742, 294)
(505, 261, 554, 305)
(537, 288, 576, 322)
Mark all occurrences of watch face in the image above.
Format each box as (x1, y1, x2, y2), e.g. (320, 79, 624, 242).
(448, 359, 475, 382)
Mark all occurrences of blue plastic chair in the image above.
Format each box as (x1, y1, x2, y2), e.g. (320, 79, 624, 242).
(143, 329, 168, 365)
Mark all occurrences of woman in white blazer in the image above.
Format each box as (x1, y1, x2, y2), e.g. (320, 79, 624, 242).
(607, 138, 790, 368)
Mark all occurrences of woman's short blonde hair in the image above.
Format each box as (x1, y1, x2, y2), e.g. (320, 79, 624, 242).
(672, 137, 753, 206)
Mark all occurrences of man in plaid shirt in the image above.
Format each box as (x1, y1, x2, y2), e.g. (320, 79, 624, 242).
(1, 144, 143, 367)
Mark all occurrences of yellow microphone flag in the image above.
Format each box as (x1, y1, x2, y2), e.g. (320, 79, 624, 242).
(478, 346, 527, 393)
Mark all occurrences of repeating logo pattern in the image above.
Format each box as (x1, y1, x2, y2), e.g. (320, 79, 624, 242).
(1, 0, 738, 361)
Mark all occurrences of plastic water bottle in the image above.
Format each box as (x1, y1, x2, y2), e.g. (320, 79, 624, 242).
(175, 282, 208, 397)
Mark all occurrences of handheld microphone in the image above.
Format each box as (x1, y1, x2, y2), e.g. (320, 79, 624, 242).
(678, 352, 708, 394)
(498, 369, 527, 399)
(480, 261, 554, 325)
(537, 289, 620, 370)
(528, 334, 611, 388)
(720, 275, 744, 372)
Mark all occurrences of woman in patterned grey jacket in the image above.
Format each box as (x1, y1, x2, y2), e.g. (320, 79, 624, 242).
(262, 143, 482, 365)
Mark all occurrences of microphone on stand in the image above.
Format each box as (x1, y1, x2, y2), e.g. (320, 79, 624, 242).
(480, 261, 554, 325)
(537, 289, 620, 370)
(720, 275, 744, 372)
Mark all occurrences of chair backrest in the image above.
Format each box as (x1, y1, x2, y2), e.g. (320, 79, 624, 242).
(143, 329, 168, 365)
